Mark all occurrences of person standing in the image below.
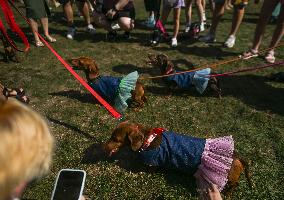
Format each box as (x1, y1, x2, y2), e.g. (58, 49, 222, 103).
(24, 0, 56, 47)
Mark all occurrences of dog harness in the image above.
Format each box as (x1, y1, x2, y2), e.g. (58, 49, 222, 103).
(166, 68, 211, 94)
(139, 130, 206, 174)
(89, 76, 121, 103)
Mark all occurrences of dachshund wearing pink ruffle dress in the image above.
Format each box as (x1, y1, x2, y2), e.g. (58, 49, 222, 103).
(105, 122, 254, 199)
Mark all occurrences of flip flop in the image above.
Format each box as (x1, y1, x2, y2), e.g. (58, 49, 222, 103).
(241, 49, 258, 60)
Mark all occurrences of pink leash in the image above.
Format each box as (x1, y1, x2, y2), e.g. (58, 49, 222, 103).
(8, 0, 122, 119)
(210, 60, 284, 77)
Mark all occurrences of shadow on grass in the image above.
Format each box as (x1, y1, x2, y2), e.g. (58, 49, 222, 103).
(49, 89, 99, 104)
(47, 117, 96, 140)
(82, 143, 198, 196)
(222, 74, 284, 116)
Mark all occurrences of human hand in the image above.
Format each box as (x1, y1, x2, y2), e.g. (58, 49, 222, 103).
(106, 9, 116, 19)
(198, 184, 223, 200)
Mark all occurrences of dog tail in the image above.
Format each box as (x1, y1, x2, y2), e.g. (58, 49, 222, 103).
(239, 157, 255, 189)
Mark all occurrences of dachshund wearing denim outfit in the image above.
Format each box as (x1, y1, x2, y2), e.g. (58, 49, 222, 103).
(71, 57, 146, 112)
(147, 54, 221, 97)
(105, 122, 254, 199)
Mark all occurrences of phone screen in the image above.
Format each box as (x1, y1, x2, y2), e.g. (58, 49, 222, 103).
(52, 170, 85, 200)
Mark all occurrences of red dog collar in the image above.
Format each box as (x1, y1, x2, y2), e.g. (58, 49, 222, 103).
(140, 127, 166, 151)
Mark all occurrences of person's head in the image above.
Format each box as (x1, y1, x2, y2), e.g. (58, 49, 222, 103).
(0, 99, 54, 199)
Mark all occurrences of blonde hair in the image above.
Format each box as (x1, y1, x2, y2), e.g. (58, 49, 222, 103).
(0, 99, 54, 199)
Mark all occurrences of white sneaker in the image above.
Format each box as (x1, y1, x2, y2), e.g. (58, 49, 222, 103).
(171, 38, 178, 47)
(67, 27, 76, 40)
(111, 23, 120, 30)
(224, 35, 236, 48)
(86, 24, 96, 34)
(200, 22, 205, 32)
(199, 33, 216, 43)
(185, 23, 191, 33)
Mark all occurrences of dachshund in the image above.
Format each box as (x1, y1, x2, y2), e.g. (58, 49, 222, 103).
(105, 121, 254, 199)
(147, 53, 221, 98)
(0, 32, 19, 62)
(70, 57, 146, 112)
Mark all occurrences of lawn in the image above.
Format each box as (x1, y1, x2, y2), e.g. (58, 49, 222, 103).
(1, 1, 284, 199)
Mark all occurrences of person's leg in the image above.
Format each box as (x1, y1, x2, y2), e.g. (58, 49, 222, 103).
(118, 17, 134, 32)
(195, 0, 205, 30)
(76, 0, 96, 33)
(171, 7, 181, 47)
(224, 5, 245, 48)
(63, 0, 74, 27)
(29, 18, 43, 46)
(265, 4, 284, 63)
(185, 0, 193, 32)
(251, 0, 279, 51)
(199, 0, 225, 42)
(161, 6, 171, 24)
(40, 17, 56, 42)
(209, 0, 215, 13)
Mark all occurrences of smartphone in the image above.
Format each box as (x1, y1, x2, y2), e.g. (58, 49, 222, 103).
(51, 169, 86, 200)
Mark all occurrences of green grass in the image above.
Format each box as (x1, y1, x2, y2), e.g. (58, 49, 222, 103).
(1, 1, 284, 199)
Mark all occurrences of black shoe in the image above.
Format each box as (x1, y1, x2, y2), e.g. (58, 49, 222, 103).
(107, 31, 117, 41)
(123, 31, 130, 39)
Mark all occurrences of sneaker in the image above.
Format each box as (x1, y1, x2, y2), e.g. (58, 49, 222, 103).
(111, 23, 120, 30)
(107, 31, 117, 41)
(171, 37, 178, 47)
(224, 35, 236, 48)
(265, 50, 275, 63)
(142, 17, 156, 28)
(200, 22, 205, 32)
(185, 23, 191, 33)
(86, 24, 96, 34)
(199, 33, 216, 43)
(67, 27, 76, 40)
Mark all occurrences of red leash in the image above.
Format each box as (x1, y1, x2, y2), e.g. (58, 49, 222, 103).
(8, 0, 122, 119)
(210, 60, 284, 77)
(0, 0, 30, 52)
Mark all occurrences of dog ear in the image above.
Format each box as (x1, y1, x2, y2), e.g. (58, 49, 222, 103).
(127, 127, 144, 151)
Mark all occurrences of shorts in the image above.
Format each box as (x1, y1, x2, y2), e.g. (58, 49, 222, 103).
(144, 0, 161, 12)
(102, 3, 135, 20)
(163, 0, 185, 9)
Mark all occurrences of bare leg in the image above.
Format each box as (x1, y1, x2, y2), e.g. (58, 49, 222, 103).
(29, 18, 40, 43)
(209, 2, 225, 35)
(228, 6, 245, 36)
(195, 0, 205, 24)
(118, 17, 134, 32)
(251, 0, 279, 51)
(63, 1, 74, 26)
(76, 1, 91, 25)
(185, 0, 193, 25)
(268, 4, 284, 49)
(173, 8, 181, 39)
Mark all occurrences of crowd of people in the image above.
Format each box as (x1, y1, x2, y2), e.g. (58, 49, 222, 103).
(1, 0, 284, 199)
(22, 0, 284, 62)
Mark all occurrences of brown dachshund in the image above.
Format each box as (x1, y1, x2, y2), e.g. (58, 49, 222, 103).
(105, 122, 254, 199)
(0, 32, 19, 62)
(147, 53, 221, 98)
(71, 57, 146, 111)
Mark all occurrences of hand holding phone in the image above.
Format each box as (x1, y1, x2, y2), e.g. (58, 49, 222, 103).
(51, 169, 86, 200)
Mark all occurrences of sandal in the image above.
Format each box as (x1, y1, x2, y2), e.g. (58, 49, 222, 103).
(45, 35, 57, 43)
(265, 50, 275, 64)
(241, 49, 258, 60)
(15, 94, 30, 104)
(35, 41, 44, 47)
